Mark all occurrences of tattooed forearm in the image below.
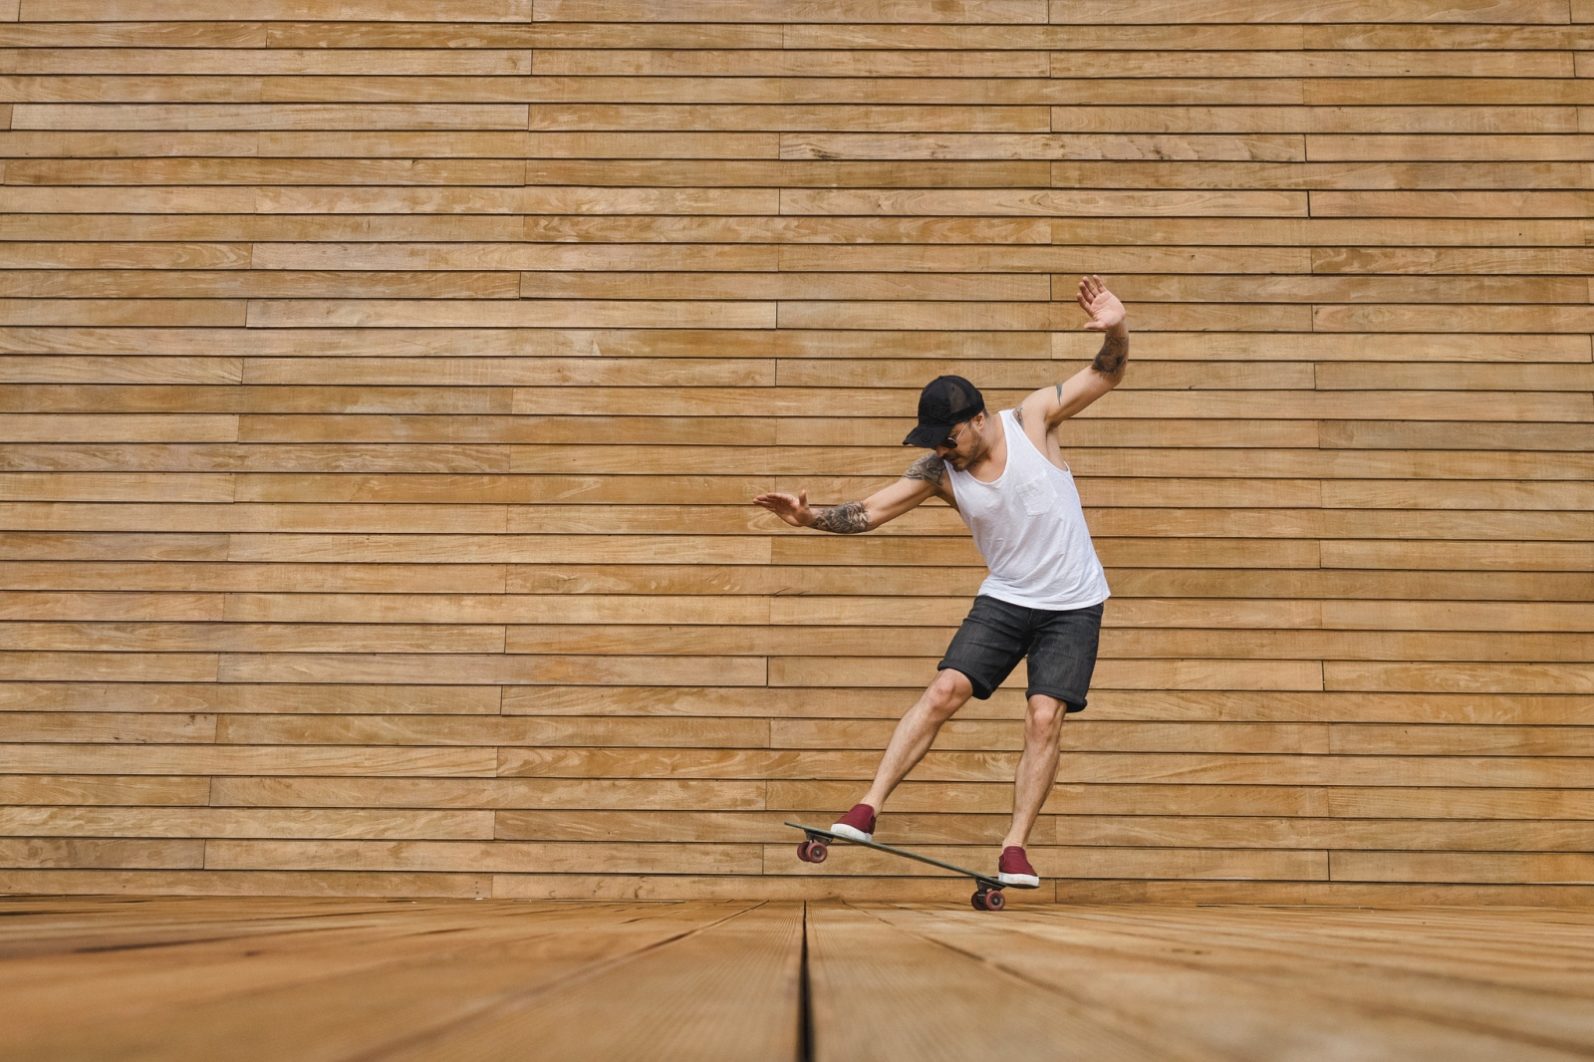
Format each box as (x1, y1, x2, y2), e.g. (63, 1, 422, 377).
(810, 500, 870, 534)
(904, 453, 945, 486)
(1091, 331, 1129, 379)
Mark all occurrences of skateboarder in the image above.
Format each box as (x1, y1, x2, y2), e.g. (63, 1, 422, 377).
(754, 275, 1128, 888)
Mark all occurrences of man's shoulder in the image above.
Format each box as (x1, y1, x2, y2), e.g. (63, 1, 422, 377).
(904, 452, 946, 485)
(903, 452, 957, 507)
(1010, 401, 1050, 441)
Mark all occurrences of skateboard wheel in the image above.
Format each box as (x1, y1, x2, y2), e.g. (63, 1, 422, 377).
(797, 839, 828, 864)
(971, 890, 988, 911)
(985, 889, 1006, 911)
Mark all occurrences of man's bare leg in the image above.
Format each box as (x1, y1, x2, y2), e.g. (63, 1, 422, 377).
(857, 668, 974, 810)
(1001, 694, 1067, 849)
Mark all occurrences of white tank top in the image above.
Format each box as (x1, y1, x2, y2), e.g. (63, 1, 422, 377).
(944, 408, 1111, 610)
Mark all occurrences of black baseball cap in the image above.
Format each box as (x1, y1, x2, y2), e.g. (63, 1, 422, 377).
(903, 375, 985, 448)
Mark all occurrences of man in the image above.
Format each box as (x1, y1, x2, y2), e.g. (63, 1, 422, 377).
(753, 275, 1128, 888)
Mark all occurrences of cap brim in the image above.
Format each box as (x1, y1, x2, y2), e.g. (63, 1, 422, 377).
(903, 423, 951, 448)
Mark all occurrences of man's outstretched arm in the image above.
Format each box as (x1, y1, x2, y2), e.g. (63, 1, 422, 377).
(754, 453, 944, 534)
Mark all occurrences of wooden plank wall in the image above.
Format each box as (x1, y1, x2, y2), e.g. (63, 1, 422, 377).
(0, 0, 1590, 905)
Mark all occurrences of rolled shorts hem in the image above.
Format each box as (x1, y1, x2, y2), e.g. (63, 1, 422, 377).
(1025, 687, 1088, 713)
(935, 663, 991, 700)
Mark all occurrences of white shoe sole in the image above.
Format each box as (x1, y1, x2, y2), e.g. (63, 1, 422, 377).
(829, 823, 872, 843)
(999, 872, 1040, 888)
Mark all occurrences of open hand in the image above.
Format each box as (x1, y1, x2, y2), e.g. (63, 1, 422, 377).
(1077, 274, 1125, 332)
(753, 490, 813, 528)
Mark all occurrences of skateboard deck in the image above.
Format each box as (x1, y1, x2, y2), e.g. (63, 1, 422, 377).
(785, 821, 1036, 911)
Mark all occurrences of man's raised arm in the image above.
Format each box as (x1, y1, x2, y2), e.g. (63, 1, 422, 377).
(754, 453, 944, 534)
(1024, 274, 1130, 430)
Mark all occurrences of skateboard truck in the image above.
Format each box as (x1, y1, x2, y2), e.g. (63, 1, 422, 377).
(788, 821, 1022, 911)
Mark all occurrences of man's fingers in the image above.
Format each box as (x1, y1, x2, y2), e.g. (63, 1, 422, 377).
(1078, 275, 1104, 309)
(1075, 275, 1118, 329)
(754, 491, 812, 529)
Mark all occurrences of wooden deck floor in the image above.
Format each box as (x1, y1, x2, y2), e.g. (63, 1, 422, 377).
(3, 896, 1593, 1061)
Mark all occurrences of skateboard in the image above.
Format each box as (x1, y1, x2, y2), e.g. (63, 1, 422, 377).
(785, 821, 1036, 911)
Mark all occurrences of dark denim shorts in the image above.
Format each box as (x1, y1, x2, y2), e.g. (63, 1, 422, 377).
(937, 595, 1104, 711)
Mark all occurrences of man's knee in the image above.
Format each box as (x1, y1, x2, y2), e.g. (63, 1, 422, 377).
(925, 669, 974, 719)
(1025, 694, 1065, 741)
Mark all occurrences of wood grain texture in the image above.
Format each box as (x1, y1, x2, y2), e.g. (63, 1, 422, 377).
(1048, 1, 1572, 23)
(26, 1, 535, 17)
(18, 899, 1584, 1057)
(0, 2, 1585, 905)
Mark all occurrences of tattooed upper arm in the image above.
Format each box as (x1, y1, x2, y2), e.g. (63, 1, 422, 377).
(904, 452, 945, 486)
(813, 459, 945, 535)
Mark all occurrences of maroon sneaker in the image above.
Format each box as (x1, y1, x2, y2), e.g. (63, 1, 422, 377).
(998, 846, 1040, 888)
(830, 803, 876, 843)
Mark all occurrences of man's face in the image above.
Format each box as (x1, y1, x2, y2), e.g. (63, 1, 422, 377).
(934, 417, 978, 467)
